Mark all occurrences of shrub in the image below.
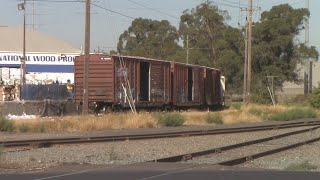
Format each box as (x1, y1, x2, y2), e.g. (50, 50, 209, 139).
(19, 124, 30, 133)
(206, 113, 223, 124)
(248, 108, 264, 117)
(285, 161, 317, 171)
(309, 84, 320, 109)
(269, 108, 317, 121)
(34, 122, 46, 133)
(156, 113, 185, 127)
(0, 116, 15, 132)
(230, 102, 242, 110)
(0, 145, 3, 158)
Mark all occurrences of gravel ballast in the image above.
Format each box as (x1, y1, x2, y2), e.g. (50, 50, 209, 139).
(0, 126, 317, 173)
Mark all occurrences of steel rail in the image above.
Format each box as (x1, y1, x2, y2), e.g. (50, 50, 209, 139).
(218, 135, 320, 166)
(150, 125, 320, 162)
(1, 120, 320, 148)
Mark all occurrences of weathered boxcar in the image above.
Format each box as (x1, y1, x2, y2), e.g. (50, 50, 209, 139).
(74, 54, 171, 109)
(171, 62, 205, 107)
(204, 67, 223, 106)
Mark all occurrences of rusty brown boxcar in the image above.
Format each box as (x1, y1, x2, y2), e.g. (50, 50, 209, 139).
(74, 54, 171, 109)
(204, 67, 223, 106)
(171, 62, 205, 107)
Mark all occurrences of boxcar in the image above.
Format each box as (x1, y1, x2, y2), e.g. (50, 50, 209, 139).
(171, 62, 205, 107)
(74, 54, 171, 109)
(204, 67, 223, 107)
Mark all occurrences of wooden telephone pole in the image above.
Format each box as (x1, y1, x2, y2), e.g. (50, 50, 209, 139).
(82, 0, 91, 114)
(244, 0, 253, 104)
(243, 25, 248, 103)
(247, 0, 253, 103)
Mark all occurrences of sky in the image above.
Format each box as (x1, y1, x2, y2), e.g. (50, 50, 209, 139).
(0, 0, 319, 53)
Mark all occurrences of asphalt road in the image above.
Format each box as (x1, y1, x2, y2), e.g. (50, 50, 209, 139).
(1, 163, 320, 180)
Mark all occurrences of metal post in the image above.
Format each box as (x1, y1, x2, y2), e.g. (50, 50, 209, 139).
(247, 0, 253, 103)
(82, 0, 90, 114)
(309, 61, 312, 93)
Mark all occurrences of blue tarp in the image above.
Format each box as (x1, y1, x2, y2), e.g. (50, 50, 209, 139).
(21, 84, 71, 100)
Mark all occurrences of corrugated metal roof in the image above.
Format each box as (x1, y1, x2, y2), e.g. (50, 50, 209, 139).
(0, 27, 81, 54)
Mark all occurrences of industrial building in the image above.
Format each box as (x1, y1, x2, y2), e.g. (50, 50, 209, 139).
(277, 61, 320, 101)
(0, 27, 81, 85)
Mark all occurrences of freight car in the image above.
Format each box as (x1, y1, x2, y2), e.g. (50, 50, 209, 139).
(74, 54, 224, 112)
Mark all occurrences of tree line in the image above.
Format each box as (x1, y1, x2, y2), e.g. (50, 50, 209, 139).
(113, 1, 319, 98)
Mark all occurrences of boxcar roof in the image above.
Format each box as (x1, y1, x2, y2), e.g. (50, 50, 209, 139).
(111, 55, 170, 63)
(111, 55, 219, 70)
(81, 54, 220, 71)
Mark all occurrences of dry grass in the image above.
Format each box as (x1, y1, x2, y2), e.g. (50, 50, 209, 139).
(10, 104, 319, 133)
(182, 110, 208, 125)
(13, 112, 157, 133)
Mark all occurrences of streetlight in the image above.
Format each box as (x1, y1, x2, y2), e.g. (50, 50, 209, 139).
(18, 0, 26, 86)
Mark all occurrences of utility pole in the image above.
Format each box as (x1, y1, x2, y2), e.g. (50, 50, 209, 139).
(305, 0, 312, 94)
(23, 0, 26, 85)
(186, 34, 189, 64)
(246, 0, 253, 103)
(32, 0, 35, 31)
(82, 0, 91, 114)
(243, 25, 248, 103)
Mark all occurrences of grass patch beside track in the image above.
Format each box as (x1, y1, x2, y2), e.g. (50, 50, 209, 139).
(0, 116, 15, 132)
(285, 161, 318, 171)
(5, 104, 320, 133)
(269, 108, 317, 121)
(156, 112, 186, 127)
(206, 113, 223, 124)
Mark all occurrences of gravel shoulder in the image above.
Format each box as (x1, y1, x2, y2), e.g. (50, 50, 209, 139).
(240, 141, 320, 171)
(0, 126, 315, 173)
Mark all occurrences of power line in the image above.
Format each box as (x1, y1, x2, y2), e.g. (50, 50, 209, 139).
(212, 1, 244, 9)
(91, 2, 135, 19)
(20, 0, 85, 2)
(127, 0, 179, 19)
(222, 0, 260, 8)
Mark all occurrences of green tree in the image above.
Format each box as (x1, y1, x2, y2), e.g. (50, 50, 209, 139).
(309, 83, 320, 109)
(178, 1, 243, 92)
(251, 4, 318, 93)
(117, 18, 181, 60)
(109, 50, 118, 55)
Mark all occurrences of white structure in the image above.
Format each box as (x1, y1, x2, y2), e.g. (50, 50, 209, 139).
(0, 27, 81, 85)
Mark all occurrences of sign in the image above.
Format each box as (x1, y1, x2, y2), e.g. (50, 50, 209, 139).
(0, 53, 79, 65)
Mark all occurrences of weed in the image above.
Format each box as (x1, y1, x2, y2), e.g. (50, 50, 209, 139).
(0, 145, 3, 158)
(34, 122, 46, 133)
(248, 108, 264, 117)
(285, 161, 317, 171)
(0, 116, 15, 132)
(230, 103, 242, 111)
(156, 113, 185, 127)
(18, 124, 30, 133)
(206, 113, 223, 124)
(309, 84, 320, 109)
(109, 146, 120, 161)
(269, 108, 317, 121)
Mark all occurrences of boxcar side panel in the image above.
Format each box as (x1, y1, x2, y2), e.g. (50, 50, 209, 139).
(149, 61, 171, 104)
(113, 56, 171, 107)
(172, 63, 203, 106)
(204, 68, 222, 106)
(74, 54, 114, 106)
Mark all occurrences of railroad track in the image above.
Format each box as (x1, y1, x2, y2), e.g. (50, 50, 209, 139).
(1, 120, 320, 148)
(150, 124, 320, 166)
